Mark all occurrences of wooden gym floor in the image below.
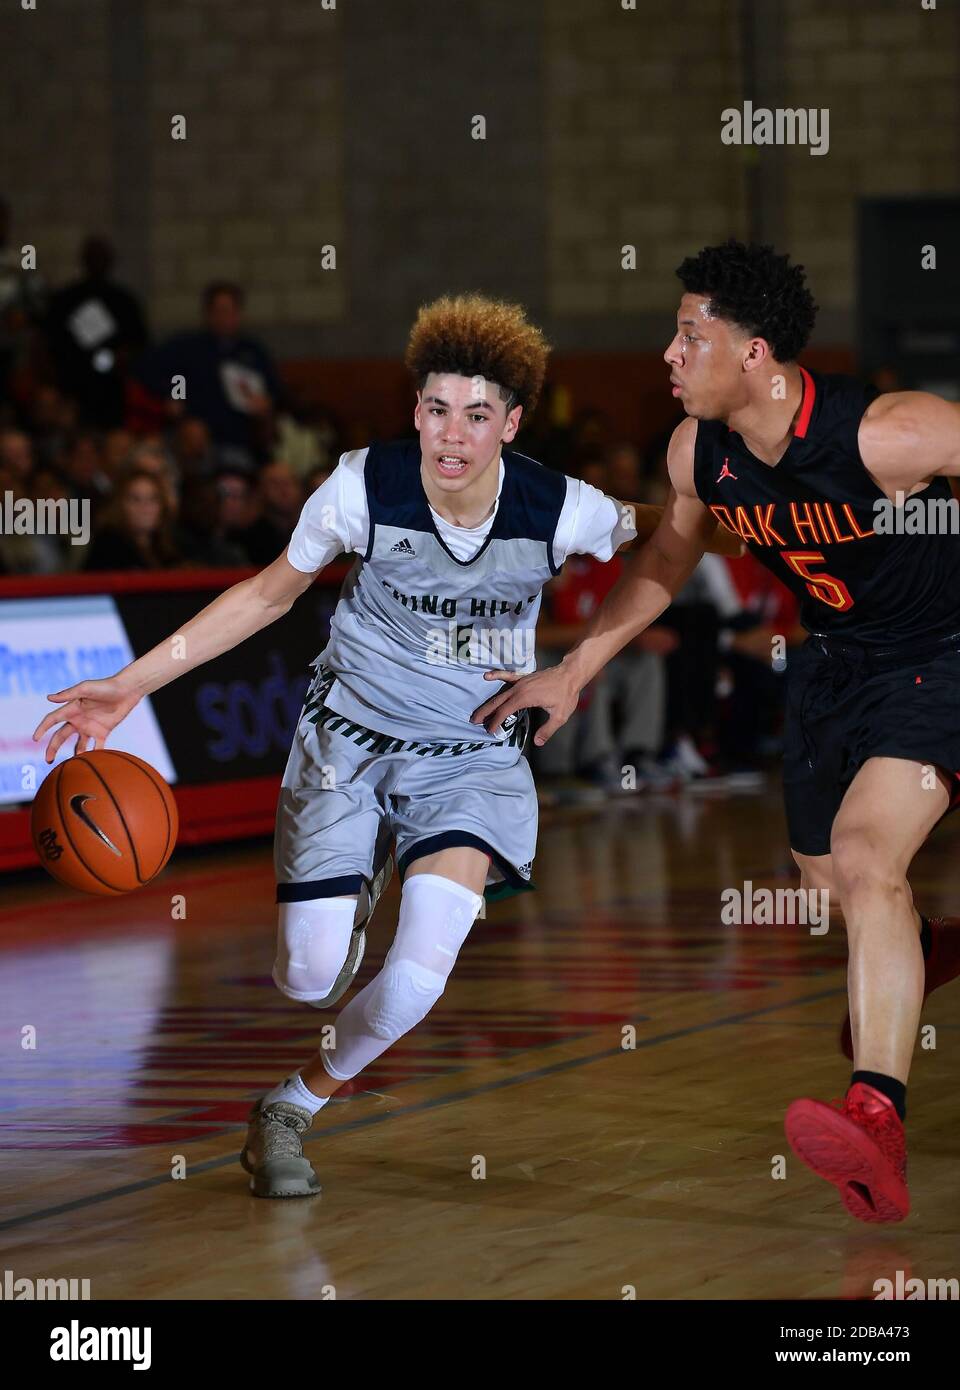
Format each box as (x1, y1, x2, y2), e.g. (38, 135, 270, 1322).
(1, 780, 958, 1300)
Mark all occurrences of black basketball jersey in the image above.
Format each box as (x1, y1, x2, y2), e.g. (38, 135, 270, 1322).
(692, 367, 960, 646)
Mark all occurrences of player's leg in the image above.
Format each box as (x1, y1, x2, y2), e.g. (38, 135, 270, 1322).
(829, 756, 947, 1082)
(297, 738, 536, 1094)
(242, 702, 386, 1197)
(297, 846, 487, 1095)
(785, 756, 949, 1222)
(794, 847, 939, 1060)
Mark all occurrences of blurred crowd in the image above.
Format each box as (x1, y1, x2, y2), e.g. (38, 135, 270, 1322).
(0, 198, 802, 780)
(0, 200, 342, 577)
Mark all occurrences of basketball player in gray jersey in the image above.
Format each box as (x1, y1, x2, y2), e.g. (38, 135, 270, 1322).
(33, 294, 737, 1199)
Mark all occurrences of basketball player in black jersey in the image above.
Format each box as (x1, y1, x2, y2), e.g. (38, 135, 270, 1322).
(475, 239, 960, 1224)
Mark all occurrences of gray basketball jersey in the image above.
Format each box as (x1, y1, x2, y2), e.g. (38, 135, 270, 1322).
(313, 439, 567, 743)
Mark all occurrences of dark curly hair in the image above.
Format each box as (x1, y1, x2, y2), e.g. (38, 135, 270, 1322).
(405, 293, 549, 414)
(675, 240, 818, 362)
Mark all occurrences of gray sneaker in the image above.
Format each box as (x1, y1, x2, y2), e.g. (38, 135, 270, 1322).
(240, 1100, 322, 1199)
(306, 853, 395, 1010)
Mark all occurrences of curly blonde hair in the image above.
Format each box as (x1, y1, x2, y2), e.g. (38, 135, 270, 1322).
(405, 293, 550, 415)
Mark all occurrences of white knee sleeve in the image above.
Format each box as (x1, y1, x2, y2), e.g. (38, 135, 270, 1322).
(273, 897, 357, 1002)
(363, 959, 446, 1041)
(323, 873, 483, 1079)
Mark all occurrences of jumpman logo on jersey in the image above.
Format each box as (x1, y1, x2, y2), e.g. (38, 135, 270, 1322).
(390, 537, 416, 554)
(717, 458, 738, 482)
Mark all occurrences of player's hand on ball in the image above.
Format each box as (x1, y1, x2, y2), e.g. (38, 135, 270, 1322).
(472, 666, 580, 745)
(32, 676, 142, 763)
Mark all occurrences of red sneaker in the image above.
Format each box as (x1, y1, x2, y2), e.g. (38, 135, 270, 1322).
(840, 916, 960, 1060)
(784, 1082, 909, 1223)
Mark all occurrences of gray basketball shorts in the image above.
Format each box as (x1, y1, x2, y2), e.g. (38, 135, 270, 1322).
(274, 671, 537, 905)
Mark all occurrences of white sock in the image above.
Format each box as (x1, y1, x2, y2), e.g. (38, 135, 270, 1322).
(262, 1073, 330, 1117)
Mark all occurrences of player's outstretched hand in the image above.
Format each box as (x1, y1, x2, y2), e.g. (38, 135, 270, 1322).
(32, 675, 142, 763)
(472, 666, 580, 745)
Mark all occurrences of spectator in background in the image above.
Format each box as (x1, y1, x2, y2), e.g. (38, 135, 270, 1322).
(234, 459, 304, 565)
(45, 235, 148, 429)
(0, 435, 67, 576)
(532, 457, 678, 797)
(126, 437, 180, 514)
(275, 385, 339, 480)
(23, 384, 76, 469)
(171, 416, 216, 481)
(134, 281, 282, 467)
(102, 427, 135, 484)
(569, 407, 608, 464)
(53, 430, 112, 521)
(536, 552, 678, 795)
(216, 468, 257, 548)
(0, 195, 46, 401)
(83, 469, 183, 572)
(0, 427, 34, 492)
(519, 381, 575, 472)
(176, 475, 251, 568)
(605, 441, 644, 504)
(634, 431, 727, 778)
(640, 425, 681, 506)
(0, 428, 43, 574)
(717, 551, 805, 765)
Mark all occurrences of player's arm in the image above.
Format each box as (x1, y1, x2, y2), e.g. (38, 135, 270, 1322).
(32, 460, 359, 762)
(31, 553, 325, 762)
(127, 550, 320, 697)
(625, 500, 744, 557)
(473, 418, 718, 740)
(859, 390, 960, 489)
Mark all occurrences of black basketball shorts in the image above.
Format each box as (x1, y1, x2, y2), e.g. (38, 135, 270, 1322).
(783, 630, 960, 858)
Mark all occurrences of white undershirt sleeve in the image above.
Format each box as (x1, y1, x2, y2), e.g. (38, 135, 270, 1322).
(552, 477, 638, 567)
(285, 448, 371, 573)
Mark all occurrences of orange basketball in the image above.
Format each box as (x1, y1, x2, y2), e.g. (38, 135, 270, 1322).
(30, 750, 178, 896)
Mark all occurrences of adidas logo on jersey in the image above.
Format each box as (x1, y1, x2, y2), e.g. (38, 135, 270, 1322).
(390, 537, 416, 554)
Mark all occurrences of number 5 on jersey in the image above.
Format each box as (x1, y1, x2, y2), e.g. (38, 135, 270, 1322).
(781, 550, 854, 612)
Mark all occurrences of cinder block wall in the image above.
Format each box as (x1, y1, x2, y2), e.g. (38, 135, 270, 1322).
(1, 0, 956, 352)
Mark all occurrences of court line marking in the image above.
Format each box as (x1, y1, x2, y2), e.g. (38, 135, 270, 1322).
(0, 985, 843, 1234)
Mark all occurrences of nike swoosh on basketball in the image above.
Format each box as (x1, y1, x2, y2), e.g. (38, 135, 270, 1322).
(69, 794, 122, 857)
